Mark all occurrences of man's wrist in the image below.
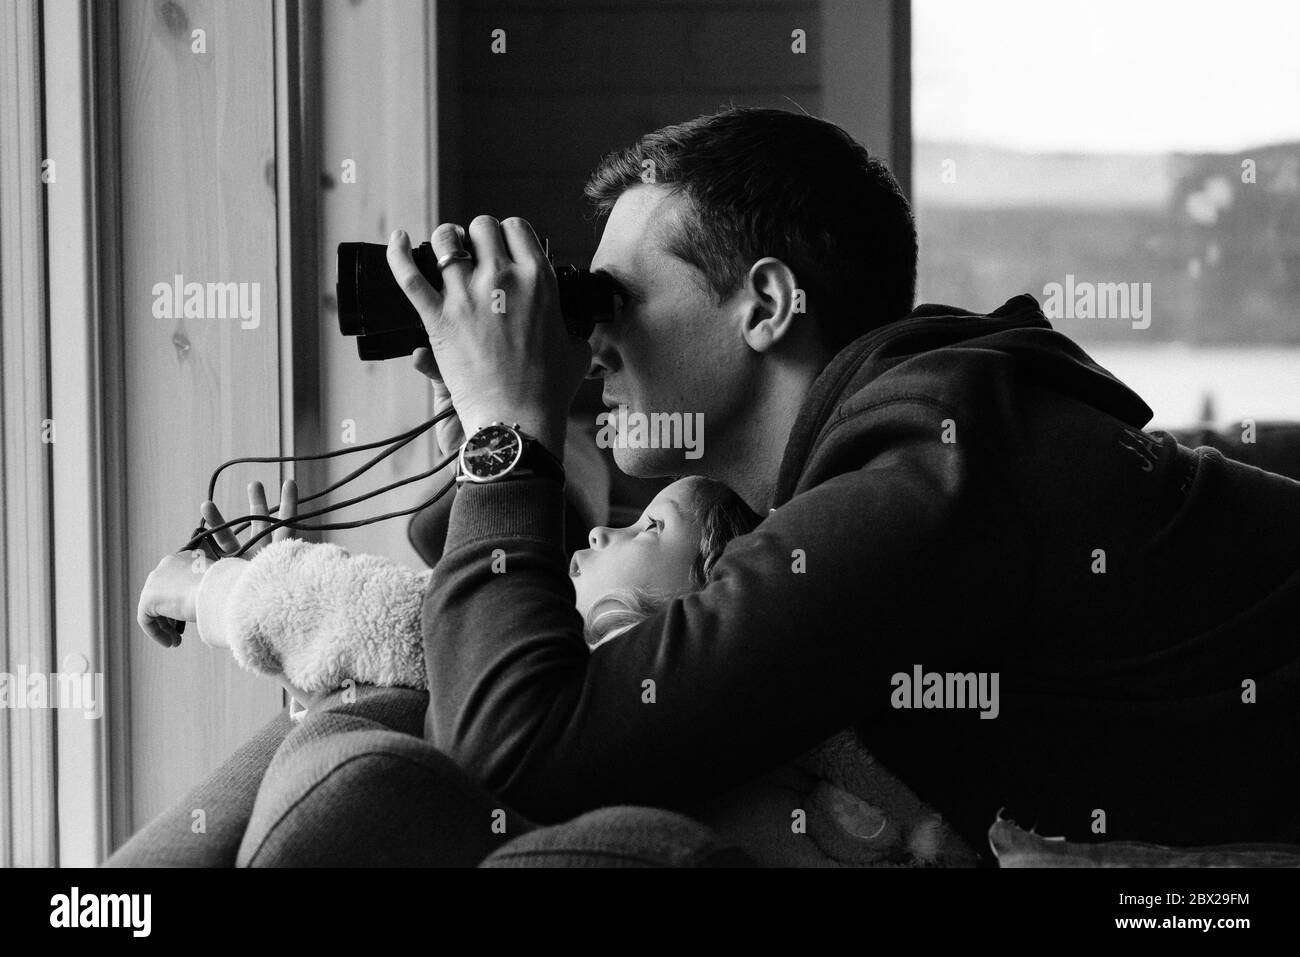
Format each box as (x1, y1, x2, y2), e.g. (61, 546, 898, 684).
(460, 409, 566, 463)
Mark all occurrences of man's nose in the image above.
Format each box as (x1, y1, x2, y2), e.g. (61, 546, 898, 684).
(589, 526, 611, 549)
(586, 326, 618, 379)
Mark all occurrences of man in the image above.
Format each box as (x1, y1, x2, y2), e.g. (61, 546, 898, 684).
(127, 106, 1300, 867)
(383, 105, 1300, 855)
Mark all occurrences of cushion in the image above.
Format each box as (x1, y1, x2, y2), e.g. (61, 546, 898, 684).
(235, 685, 514, 867)
(480, 806, 755, 868)
(103, 710, 295, 867)
(990, 814, 1300, 867)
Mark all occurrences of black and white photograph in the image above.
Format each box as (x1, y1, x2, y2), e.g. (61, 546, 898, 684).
(2, 0, 1298, 932)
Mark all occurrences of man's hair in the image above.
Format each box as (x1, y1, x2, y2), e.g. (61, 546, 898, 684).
(584, 106, 917, 349)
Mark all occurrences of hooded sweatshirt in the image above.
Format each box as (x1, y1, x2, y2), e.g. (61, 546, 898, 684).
(420, 294, 1300, 861)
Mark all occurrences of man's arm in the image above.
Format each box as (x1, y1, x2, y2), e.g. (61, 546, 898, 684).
(407, 416, 612, 567)
(423, 400, 1026, 823)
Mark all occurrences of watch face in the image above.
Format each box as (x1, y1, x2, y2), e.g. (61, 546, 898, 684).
(460, 424, 523, 481)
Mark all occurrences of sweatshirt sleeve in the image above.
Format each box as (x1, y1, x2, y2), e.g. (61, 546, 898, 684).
(196, 538, 431, 693)
(421, 398, 1028, 824)
(407, 415, 612, 567)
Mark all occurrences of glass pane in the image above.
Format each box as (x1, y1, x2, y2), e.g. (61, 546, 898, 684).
(913, 0, 1300, 427)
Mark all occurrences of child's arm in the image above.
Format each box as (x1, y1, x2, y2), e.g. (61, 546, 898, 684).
(195, 538, 432, 693)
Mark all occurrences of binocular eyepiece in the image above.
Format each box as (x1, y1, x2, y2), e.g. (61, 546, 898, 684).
(336, 240, 618, 361)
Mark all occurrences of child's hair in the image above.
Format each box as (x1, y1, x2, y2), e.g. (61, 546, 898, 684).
(584, 478, 762, 647)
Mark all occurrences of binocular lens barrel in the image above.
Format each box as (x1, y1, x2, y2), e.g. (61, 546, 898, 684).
(336, 241, 616, 361)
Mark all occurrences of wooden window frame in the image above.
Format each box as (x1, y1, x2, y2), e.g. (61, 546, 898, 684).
(1, 0, 319, 864)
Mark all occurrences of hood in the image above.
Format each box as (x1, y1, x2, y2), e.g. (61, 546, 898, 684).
(773, 294, 1154, 506)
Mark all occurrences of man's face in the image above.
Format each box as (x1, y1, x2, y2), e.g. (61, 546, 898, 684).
(587, 185, 750, 478)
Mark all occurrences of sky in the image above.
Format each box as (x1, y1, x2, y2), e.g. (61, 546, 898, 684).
(913, 0, 1300, 154)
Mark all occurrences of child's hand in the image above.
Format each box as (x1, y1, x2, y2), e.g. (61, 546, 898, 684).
(200, 478, 298, 558)
(137, 552, 208, 647)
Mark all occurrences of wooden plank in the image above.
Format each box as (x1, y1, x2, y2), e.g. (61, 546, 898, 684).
(315, 0, 436, 567)
(44, 0, 115, 867)
(444, 88, 823, 265)
(0, 0, 58, 869)
(820, 0, 897, 172)
(275, 0, 321, 557)
(890, 0, 911, 199)
(453, 3, 821, 92)
(91, 0, 136, 857)
(115, 0, 283, 834)
(444, 89, 823, 180)
(463, 0, 817, 7)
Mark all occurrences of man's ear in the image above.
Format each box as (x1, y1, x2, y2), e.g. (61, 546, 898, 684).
(739, 257, 802, 354)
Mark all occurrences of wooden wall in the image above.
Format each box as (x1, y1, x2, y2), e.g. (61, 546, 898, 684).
(313, 0, 439, 568)
(103, 0, 444, 851)
(114, 0, 284, 834)
(0, 0, 57, 867)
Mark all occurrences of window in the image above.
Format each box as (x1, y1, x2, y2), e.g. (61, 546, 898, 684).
(913, 0, 1300, 427)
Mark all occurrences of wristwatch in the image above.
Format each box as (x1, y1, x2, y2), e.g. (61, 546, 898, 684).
(456, 422, 565, 486)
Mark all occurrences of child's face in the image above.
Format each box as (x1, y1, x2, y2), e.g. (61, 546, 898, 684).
(570, 476, 709, 620)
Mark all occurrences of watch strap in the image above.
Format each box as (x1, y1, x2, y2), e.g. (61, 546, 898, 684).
(510, 436, 565, 485)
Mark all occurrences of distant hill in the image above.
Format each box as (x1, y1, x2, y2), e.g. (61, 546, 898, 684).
(914, 140, 1300, 345)
(915, 141, 1173, 210)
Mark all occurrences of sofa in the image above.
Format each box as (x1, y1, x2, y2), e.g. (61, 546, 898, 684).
(104, 422, 1300, 867)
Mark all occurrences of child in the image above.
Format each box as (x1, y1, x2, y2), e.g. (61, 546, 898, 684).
(190, 472, 973, 867)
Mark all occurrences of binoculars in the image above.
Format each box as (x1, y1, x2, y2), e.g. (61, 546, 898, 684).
(336, 240, 618, 360)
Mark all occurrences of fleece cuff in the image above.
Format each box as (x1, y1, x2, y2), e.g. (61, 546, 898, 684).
(195, 557, 253, 650)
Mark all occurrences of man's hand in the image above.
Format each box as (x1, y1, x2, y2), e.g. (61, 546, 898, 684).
(386, 219, 590, 459)
(412, 346, 467, 459)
